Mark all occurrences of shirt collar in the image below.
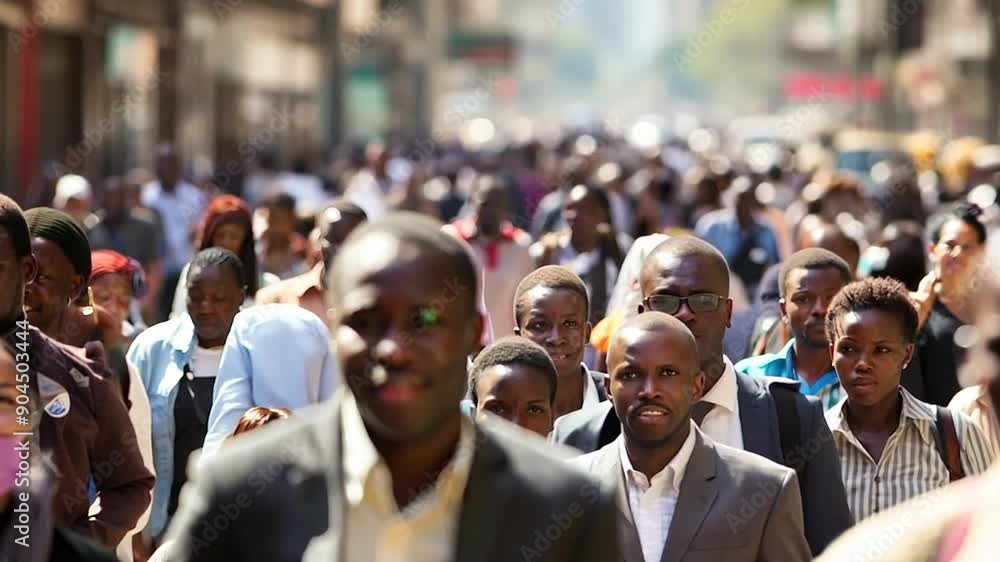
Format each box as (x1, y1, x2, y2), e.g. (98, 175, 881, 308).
(618, 421, 697, 490)
(581, 363, 603, 408)
(699, 357, 738, 413)
(168, 314, 197, 355)
(827, 386, 937, 445)
(341, 392, 476, 511)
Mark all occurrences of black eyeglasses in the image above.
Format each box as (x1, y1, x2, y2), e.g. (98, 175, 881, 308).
(644, 293, 727, 315)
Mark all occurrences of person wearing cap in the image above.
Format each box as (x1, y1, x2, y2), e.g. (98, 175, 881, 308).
(1, 200, 154, 549)
(255, 200, 367, 320)
(53, 174, 97, 229)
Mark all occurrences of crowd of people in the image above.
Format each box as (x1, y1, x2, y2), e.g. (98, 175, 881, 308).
(1, 124, 1000, 561)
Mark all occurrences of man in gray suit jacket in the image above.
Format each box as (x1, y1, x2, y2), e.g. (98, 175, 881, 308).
(570, 312, 810, 562)
(554, 236, 851, 554)
(159, 213, 620, 562)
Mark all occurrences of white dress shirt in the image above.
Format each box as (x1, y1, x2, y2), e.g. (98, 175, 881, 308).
(697, 357, 744, 450)
(342, 393, 475, 562)
(581, 364, 603, 409)
(619, 421, 697, 562)
(201, 304, 340, 456)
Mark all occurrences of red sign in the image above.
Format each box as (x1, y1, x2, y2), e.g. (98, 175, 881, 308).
(784, 73, 883, 101)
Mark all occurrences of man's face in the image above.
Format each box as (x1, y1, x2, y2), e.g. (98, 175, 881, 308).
(102, 182, 128, 220)
(516, 287, 590, 379)
(474, 364, 554, 437)
(0, 229, 35, 331)
(608, 325, 703, 449)
(264, 207, 296, 239)
(332, 234, 481, 442)
(563, 187, 602, 235)
(157, 154, 180, 189)
(781, 267, 848, 349)
(640, 253, 732, 377)
(24, 238, 83, 333)
(830, 309, 913, 407)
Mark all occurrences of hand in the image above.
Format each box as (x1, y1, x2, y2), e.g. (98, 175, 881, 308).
(910, 272, 941, 331)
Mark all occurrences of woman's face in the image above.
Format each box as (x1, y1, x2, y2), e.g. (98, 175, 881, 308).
(90, 273, 133, 329)
(830, 309, 914, 408)
(932, 219, 984, 291)
(186, 264, 244, 347)
(211, 221, 248, 255)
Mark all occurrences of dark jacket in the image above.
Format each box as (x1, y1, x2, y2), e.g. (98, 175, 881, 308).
(552, 372, 854, 556)
(5, 324, 153, 547)
(160, 394, 621, 562)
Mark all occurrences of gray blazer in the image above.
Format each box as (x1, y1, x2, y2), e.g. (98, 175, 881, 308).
(551, 373, 852, 555)
(159, 395, 621, 562)
(571, 426, 812, 562)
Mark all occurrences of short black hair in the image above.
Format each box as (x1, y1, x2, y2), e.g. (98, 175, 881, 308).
(328, 212, 479, 312)
(566, 184, 612, 222)
(825, 277, 919, 343)
(263, 192, 297, 214)
(0, 195, 30, 258)
(779, 248, 853, 299)
(469, 336, 558, 404)
(513, 266, 589, 327)
(928, 202, 987, 245)
(188, 247, 245, 289)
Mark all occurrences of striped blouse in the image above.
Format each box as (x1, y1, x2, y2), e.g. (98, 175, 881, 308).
(826, 387, 996, 521)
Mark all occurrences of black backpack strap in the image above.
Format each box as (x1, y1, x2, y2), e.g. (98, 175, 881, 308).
(771, 385, 804, 474)
(934, 406, 965, 482)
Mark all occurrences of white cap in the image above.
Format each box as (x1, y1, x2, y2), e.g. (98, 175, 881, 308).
(53, 174, 93, 209)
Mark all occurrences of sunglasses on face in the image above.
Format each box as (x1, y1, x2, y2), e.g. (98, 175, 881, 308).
(644, 293, 727, 315)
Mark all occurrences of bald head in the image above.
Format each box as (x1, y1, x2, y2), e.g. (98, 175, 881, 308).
(640, 236, 730, 299)
(609, 312, 699, 371)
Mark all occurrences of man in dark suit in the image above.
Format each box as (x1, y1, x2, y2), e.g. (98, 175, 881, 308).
(553, 235, 852, 555)
(571, 312, 810, 562)
(160, 213, 619, 562)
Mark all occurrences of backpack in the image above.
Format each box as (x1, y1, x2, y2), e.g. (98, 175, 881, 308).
(933, 406, 965, 482)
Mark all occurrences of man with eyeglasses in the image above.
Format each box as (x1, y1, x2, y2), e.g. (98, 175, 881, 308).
(552, 236, 852, 555)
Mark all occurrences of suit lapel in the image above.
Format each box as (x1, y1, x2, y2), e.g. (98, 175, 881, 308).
(660, 430, 719, 562)
(301, 397, 346, 561)
(592, 443, 644, 562)
(454, 428, 513, 561)
(736, 373, 780, 461)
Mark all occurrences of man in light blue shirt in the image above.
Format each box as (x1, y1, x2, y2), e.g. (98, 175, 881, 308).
(736, 249, 853, 410)
(201, 303, 340, 455)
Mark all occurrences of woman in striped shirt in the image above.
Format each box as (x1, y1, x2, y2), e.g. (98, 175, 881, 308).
(824, 277, 995, 521)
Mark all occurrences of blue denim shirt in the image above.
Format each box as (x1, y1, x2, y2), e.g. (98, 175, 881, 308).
(125, 315, 198, 537)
